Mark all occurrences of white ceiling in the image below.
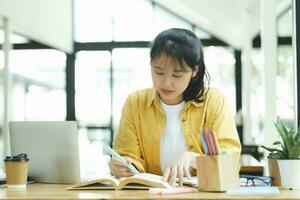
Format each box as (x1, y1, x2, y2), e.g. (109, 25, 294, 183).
(153, 0, 292, 49)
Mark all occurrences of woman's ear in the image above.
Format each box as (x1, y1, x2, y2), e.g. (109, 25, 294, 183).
(192, 65, 199, 77)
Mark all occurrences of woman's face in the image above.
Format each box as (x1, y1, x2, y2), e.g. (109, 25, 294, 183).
(151, 53, 198, 105)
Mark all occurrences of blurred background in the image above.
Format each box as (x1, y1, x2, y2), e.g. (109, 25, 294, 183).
(0, 0, 297, 178)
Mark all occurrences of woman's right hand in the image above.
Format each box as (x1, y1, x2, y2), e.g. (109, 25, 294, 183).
(108, 157, 135, 178)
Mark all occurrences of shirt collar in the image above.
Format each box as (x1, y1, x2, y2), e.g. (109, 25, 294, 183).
(147, 88, 160, 108)
(189, 100, 203, 107)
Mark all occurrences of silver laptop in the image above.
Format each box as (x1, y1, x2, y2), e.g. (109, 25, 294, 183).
(9, 121, 80, 184)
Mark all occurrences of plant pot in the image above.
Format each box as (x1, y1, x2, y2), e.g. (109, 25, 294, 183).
(277, 159, 300, 189)
(268, 158, 281, 186)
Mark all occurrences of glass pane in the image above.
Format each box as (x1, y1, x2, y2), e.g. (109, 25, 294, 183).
(0, 29, 29, 44)
(154, 5, 192, 36)
(250, 49, 264, 144)
(204, 46, 236, 114)
(112, 48, 152, 127)
(0, 51, 3, 69)
(277, 45, 294, 128)
(194, 27, 211, 39)
(79, 128, 111, 179)
(113, 0, 153, 41)
(9, 49, 66, 120)
(0, 50, 3, 125)
(75, 51, 111, 126)
(75, 0, 113, 42)
(278, 8, 292, 37)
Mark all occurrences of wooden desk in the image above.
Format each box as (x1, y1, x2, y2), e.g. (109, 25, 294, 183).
(0, 184, 300, 200)
(240, 154, 264, 175)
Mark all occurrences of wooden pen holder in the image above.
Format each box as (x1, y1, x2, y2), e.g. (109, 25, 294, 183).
(196, 154, 239, 192)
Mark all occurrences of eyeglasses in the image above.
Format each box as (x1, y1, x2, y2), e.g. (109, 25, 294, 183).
(240, 175, 273, 187)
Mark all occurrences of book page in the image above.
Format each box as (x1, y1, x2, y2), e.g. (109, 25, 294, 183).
(68, 176, 120, 190)
(118, 173, 171, 189)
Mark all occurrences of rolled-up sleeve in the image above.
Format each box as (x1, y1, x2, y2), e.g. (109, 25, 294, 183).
(207, 90, 241, 157)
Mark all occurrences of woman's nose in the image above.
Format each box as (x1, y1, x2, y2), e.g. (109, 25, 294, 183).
(162, 77, 172, 87)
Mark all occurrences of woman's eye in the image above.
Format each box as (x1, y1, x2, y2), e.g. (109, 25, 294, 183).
(173, 74, 183, 78)
(155, 72, 164, 75)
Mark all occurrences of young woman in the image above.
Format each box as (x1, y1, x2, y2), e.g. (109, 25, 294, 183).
(109, 28, 241, 187)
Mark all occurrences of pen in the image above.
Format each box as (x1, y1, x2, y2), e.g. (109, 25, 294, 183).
(209, 129, 219, 155)
(103, 145, 140, 174)
(200, 133, 208, 155)
(190, 133, 204, 156)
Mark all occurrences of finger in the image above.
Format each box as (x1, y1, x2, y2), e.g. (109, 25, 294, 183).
(110, 160, 130, 172)
(184, 166, 191, 179)
(121, 170, 135, 177)
(108, 160, 115, 175)
(111, 166, 134, 178)
(118, 166, 133, 172)
(124, 156, 133, 163)
(163, 167, 170, 181)
(111, 158, 128, 167)
(178, 166, 184, 187)
(115, 170, 133, 178)
(170, 166, 177, 187)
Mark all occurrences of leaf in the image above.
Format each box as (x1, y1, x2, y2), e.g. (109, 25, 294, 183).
(272, 141, 282, 145)
(261, 145, 287, 158)
(268, 116, 300, 159)
(261, 145, 280, 153)
(288, 145, 300, 159)
(275, 149, 287, 158)
(274, 117, 292, 152)
(294, 129, 300, 144)
(269, 152, 283, 159)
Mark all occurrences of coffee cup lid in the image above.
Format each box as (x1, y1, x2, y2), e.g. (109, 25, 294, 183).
(4, 153, 29, 162)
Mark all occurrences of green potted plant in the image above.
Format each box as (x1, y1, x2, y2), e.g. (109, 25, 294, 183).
(262, 117, 300, 189)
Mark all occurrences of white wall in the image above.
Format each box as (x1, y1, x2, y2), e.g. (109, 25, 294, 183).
(0, 0, 73, 53)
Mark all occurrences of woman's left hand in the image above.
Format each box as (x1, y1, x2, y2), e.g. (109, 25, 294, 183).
(163, 151, 199, 187)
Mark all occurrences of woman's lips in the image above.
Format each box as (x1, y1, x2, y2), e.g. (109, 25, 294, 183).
(161, 89, 174, 95)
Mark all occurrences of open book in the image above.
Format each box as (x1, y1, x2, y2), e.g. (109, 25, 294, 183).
(68, 173, 171, 190)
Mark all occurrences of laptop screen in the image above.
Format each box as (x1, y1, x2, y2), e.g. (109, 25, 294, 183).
(9, 121, 80, 184)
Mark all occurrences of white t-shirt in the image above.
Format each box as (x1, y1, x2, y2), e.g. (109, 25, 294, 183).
(160, 101, 187, 173)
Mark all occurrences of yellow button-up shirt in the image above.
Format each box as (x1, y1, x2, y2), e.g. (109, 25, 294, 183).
(113, 87, 241, 175)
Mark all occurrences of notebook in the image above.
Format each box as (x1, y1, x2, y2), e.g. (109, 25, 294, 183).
(68, 173, 171, 190)
(226, 186, 280, 196)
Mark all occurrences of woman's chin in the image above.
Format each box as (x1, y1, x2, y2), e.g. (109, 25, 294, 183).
(161, 96, 183, 105)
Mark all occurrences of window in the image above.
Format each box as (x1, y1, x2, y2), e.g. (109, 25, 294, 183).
(153, 5, 192, 35)
(75, 51, 111, 126)
(0, 29, 29, 44)
(278, 8, 292, 37)
(204, 46, 236, 114)
(75, 0, 113, 42)
(112, 48, 151, 127)
(113, 0, 153, 41)
(0, 51, 3, 126)
(277, 8, 294, 129)
(277, 46, 294, 128)
(249, 7, 294, 145)
(249, 49, 264, 144)
(194, 27, 211, 39)
(9, 50, 66, 120)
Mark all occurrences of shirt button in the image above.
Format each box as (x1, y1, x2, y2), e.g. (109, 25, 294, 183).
(189, 145, 194, 149)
